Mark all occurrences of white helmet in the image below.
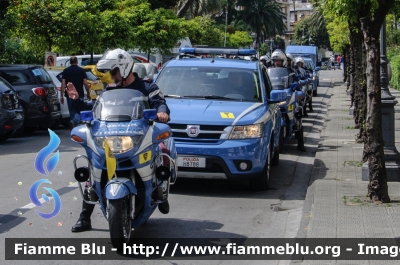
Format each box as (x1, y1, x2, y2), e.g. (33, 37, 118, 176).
(286, 53, 294, 62)
(271, 50, 286, 63)
(295, 57, 305, 65)
(97, 48, 134, 79)
(260, 55, 270, 63)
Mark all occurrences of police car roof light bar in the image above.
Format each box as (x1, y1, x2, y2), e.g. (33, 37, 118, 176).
(179, 47, 256, 56)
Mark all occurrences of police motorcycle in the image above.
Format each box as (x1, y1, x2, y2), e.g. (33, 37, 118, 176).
(294, 58, 312, 117)
(267, 68, 305, 147)
(70, 89, 177, 248)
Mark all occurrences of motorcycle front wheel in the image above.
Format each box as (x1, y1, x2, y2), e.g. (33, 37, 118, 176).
(108, 197, 132, 249)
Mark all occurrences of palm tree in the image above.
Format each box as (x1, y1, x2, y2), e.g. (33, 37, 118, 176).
(308, 9, 326, 34)
(236, 0, 286, 45)
(176, 0, 221, 18)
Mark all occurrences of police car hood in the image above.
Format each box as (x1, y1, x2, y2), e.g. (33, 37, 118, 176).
(166, 99, 268, 126)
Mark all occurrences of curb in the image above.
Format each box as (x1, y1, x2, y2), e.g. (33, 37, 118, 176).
(295, 79, 334, 239)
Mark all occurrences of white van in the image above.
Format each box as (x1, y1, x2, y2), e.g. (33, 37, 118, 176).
(128, 38, 192, 68)
(56, 55, 103, 67)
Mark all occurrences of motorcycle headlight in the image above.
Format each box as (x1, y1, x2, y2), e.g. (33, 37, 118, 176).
(228, 124, 263, 139)
(94, 136, 143, 154)
(278, 101, 287, 106)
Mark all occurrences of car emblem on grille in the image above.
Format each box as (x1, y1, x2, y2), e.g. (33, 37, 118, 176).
(186, 125, 200, 137)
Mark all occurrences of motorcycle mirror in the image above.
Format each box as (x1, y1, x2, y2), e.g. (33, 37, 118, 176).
(80, 110, 93, 122)
(143, 109, 157, 120)
(290, 83, 298, 90)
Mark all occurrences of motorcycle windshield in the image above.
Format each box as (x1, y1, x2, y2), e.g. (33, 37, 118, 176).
(267, 68, 289, 90)
(93, 89, 150, 122)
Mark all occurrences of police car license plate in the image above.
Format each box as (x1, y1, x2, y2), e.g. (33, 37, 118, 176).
(177, 156, 206, 168)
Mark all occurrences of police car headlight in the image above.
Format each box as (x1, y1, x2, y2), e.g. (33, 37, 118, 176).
(94, 136, 143, 153)
(228, 124, 263, 139)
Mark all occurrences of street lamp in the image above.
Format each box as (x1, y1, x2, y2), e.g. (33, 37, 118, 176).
(380, 18, 395, 100)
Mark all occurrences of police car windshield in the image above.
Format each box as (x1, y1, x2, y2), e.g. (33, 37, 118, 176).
(155, 66, 262, 102)
(92, 89, 149, 121)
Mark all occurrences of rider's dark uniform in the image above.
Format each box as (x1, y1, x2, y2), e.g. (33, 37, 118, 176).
(70, 73, 169, 230)
(71, 72, 169, 115)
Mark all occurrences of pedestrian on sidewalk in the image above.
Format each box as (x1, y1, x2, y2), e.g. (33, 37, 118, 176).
(340, 56, 344, 71)
(60, 56, 91, 129)
(330, 55, 335, 71)
(337, 55, 341, 69)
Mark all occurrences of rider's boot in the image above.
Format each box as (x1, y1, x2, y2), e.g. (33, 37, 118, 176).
(158, 200, 170, 214)
(296, 128, 306, 152)
(71, 189, 94, 232)
(308, 99, 313, 112)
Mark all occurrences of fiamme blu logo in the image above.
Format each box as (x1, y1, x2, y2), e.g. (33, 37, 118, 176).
(29, 129, 61, 219)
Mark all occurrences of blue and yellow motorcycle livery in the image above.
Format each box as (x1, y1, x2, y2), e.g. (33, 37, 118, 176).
(267, 68, 305, 146)
(70, 89, 177, 248)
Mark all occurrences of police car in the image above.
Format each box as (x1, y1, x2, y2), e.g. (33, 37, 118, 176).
(154, 48, 286, 190)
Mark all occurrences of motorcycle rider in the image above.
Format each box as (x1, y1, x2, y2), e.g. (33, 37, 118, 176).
(270, 50, 286, 68)
(294, 57, 313, 113)
(270, 51, 306, 152)
(260, 55, 271, 68)
(286, 53, 294, 70)
(66, 48, 171, 233)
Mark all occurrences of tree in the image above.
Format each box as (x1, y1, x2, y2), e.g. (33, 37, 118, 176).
(292, 16, 331, 49)
(359, 0, 395, 203)
(324, 15, 349, 52)
(148, 0, 179, 9)
(182, 16, 223, 46)
(319, 0, 395, 202)
(235, 0, 286, 45)
(8, 0, 106, 55)
(8, 0, 65, 52)
(176, 0, 221, 18)
(133, 8, 183, 60)
(226, 31, 253, 48)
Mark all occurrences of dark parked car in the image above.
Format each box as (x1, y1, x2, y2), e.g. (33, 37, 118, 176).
(0, 77, 24, 142)
(0, 65, 61, 132)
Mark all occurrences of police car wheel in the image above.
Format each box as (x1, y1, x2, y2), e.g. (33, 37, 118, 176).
(250, 142, 271, 191)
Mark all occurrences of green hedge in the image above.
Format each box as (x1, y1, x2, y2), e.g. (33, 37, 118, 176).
(389, 55, 400, 90)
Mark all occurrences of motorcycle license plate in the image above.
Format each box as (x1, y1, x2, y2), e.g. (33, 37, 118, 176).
(177, 156, 206, 168)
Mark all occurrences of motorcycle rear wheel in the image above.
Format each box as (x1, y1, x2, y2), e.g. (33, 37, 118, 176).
(108, 197, 131, 250)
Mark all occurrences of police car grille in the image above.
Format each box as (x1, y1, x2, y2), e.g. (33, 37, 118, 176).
(172, 132, 221, 139)
(169, 124, 226, 131)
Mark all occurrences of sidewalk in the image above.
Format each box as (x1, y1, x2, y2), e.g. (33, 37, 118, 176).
(295, 70, 400, 264)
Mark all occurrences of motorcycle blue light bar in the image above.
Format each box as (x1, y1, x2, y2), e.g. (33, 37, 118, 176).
(179, 47, 256, 56)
